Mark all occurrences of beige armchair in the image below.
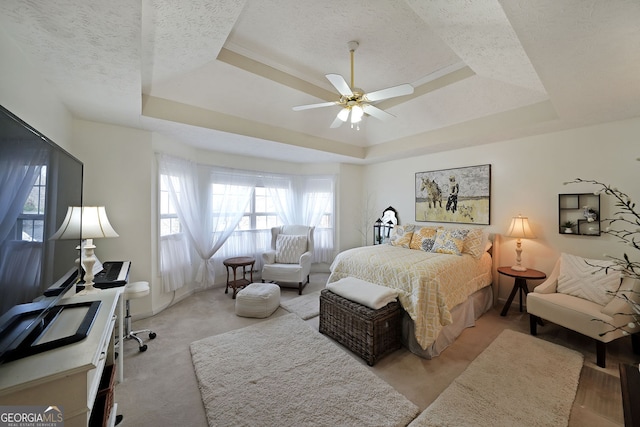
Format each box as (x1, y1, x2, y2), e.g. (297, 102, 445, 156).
(261, 225, 314, 295)
(527, 257, 640, 367)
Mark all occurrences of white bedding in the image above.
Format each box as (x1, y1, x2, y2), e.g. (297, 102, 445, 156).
(327, 244, 492, 350)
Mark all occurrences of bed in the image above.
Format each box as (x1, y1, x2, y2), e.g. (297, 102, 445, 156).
(327, 225, 496, 359)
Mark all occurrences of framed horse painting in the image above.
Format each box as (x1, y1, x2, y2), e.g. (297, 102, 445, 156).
(415, 164, 491, 225)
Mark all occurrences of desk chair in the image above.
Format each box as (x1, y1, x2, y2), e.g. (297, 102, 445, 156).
(123, 281, 156, 352)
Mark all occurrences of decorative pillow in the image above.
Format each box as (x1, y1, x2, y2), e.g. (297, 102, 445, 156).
(409, 226, 439, 252)
(556, 252, 622, 306)
(275, 234, 307, 264)
(389, 225, 414, 248)
(462, 228, 487, 259)
(432, 228, 469, 255)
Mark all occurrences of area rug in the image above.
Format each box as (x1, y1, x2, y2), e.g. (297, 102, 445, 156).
(190, 313, 419, 427)
(409, 329, 584, 427)
(279, 290, 321, 319)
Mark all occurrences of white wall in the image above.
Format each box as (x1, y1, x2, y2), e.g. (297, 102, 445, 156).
(71, 120, 155, 315)
(0, 27, 72, 149)
(358, 117, 640, 303)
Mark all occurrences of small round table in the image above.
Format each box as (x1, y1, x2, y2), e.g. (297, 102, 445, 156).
(223, 257, 255, 299)
(498, 266, 546, 316)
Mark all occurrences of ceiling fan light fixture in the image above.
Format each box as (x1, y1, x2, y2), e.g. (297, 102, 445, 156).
(292, 41, 414, 129)
(351, 105, 363, 123)
(337, 107, 350, 122)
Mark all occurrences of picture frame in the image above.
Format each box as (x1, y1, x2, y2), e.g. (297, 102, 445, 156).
(415, 164, 491, 225)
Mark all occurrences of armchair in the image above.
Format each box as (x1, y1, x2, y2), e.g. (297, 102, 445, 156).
(261, 225, 314, 295)
(527, 255, 640, 367)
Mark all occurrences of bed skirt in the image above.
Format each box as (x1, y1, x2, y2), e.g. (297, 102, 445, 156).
(401, 285, 493, 359)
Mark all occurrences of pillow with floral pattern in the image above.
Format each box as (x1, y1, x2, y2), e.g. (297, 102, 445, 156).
(432, 228, 469, 255)
(409, 226, 439, 252)
(388, 224, 414, 248)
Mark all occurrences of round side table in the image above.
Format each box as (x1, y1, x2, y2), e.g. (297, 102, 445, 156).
(498, 266, 546, 316)
(223, 257, 255, 299)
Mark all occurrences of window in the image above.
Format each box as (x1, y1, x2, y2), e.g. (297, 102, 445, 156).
(235, 186, 282, 231)
(17, 166, 46, 241)
(157, 153, 336, 289)
(160, 174, 181, 236)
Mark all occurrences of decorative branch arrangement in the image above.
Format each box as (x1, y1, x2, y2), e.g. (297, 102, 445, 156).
(564, 177, 640, 336)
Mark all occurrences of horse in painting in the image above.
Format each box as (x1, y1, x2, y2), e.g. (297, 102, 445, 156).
(420, 178, 443, 209)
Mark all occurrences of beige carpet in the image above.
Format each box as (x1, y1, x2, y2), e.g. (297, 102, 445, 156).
(280, 290, 321, 319)
(409, 329, 584, 427)
(190, 313, 419, 427)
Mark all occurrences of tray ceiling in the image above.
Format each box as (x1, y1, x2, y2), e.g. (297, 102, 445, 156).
(1, 0, 639, 163)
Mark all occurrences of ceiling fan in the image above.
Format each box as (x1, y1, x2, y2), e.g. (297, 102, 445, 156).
(293, 41, 414, 129)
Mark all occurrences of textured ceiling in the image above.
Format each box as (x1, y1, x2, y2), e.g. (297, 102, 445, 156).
(1, 0, 639, 164)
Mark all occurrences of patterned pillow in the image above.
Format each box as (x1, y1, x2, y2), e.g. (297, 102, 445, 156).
(556, 252, 622, 306)
(409, 226, 439, 251)
(462, 228, 487, 259)
(432, 228, 469, 255)
(389, 225, 414, 248)
(275, 234, 307, 264)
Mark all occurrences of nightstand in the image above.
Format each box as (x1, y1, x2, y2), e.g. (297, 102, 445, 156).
(498, 266, 546, 316)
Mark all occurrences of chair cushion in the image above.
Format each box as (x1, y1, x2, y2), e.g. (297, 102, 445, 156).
(235, 283, 280, 318)
(275, 234, 306, 264)
(556, 252, 622, 306)
(527, 291, 627, 343)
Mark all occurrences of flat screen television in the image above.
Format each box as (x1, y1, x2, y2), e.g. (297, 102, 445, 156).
(0, 105, 86, 363)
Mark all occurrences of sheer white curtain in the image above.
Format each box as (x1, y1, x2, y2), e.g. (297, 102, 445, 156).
(158, 155, 256, 290)
(208, 168, 258, 275)
(159, 233, 191, 292)
(0, 143, 47, 307)
(263, 174, 335, 263)
(0, 143, 46, 241)
(302, 176, 335, 263)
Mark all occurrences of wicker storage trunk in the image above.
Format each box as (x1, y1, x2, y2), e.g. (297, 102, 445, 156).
(319, 289, 402, 366)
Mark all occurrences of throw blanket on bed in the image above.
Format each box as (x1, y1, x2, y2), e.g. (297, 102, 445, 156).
(328, 245, 492, 350)
(326, 277, 399, 309)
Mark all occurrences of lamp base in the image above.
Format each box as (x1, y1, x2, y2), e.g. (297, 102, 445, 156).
(77, 284, 102, 296)
(78, 238, 102, 296)
(511, 265, 527, 272)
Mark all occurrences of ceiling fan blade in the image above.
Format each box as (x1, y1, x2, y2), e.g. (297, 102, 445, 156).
(362, 104, 396, 121)
(292, 101, 338, 111)
(330, 108, 349, 128)
(326, 74, 353, 97)
(364, 84, 414, 102)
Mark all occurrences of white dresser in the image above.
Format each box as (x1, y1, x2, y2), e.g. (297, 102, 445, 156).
(0, 288, 123, 427)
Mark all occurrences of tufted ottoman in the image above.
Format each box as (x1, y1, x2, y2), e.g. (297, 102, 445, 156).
(235, 283, 281, 318)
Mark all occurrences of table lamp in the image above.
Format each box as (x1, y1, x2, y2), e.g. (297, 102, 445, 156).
(505, 214, 536, 271)
(51, 206, 119, 293)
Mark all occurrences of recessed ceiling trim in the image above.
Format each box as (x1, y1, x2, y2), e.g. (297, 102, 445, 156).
(217, 48, 337, 101)
(366, 99, 558, 160)
(141, 95, 365, 159)
(377, 66, 475, 110)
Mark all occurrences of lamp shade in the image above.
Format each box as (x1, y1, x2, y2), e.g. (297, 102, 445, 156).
(51, 206, 119, 240)
(506, 215, 536, 239)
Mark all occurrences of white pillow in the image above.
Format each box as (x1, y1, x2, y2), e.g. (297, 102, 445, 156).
(275, 234, 307, 264)
(556, 253, 622, 306)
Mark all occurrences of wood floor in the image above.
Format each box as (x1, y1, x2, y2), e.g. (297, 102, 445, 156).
(114, 273, 637, 426)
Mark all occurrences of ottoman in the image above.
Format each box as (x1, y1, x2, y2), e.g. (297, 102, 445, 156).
(235, 283, 281, 318)
(319, 289, 402, 366)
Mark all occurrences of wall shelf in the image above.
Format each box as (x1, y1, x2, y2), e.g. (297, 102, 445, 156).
(558, 193, 601, 236)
